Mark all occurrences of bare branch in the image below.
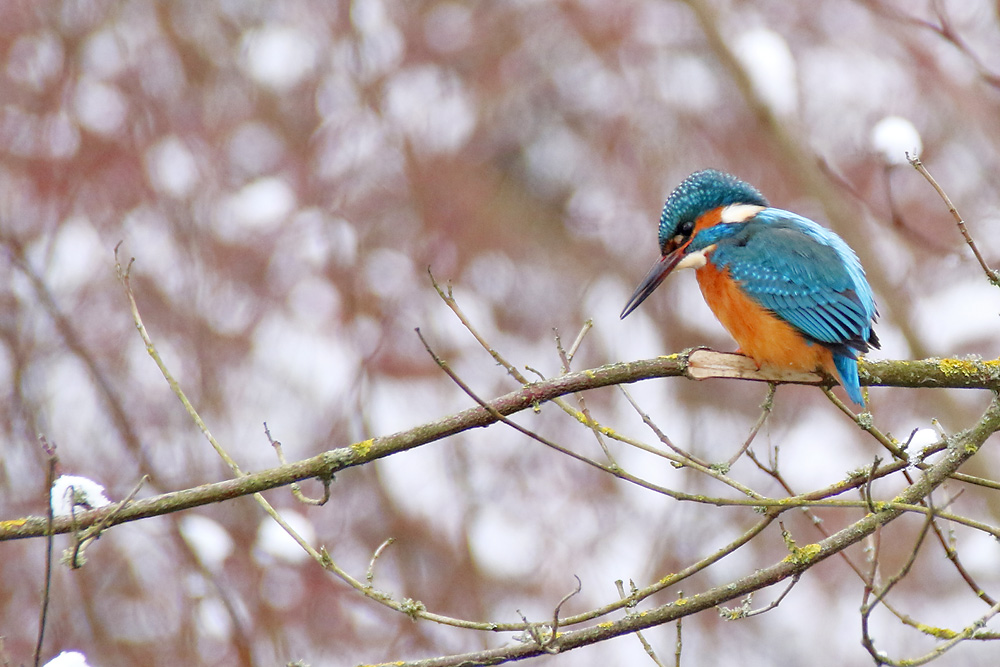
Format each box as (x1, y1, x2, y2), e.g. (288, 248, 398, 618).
(33, 439, 58, 667)
(908, 155, 999, 285)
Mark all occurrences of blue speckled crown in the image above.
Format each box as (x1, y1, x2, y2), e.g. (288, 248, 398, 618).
(658, 170, 769, 247)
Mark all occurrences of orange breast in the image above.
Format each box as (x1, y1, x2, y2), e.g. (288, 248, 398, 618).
(695, 261, 837, 376)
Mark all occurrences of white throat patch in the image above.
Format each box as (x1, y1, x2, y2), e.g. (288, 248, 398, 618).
(720, 204, 765, 223)
(676, 244, 717, 270)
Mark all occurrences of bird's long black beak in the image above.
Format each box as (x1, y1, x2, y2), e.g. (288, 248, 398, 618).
(620, 250, 684, 319)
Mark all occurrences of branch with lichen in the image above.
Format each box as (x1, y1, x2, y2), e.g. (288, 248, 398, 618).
(3, 347, 999, 543)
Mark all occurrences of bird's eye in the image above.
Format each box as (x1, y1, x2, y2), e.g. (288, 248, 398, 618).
(678, 220, 695, 237)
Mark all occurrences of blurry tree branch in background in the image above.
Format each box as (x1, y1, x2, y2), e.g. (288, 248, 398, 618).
(860, 0, 1000, 89)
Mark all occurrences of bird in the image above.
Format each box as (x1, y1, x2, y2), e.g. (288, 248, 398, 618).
(620, 169, 879, 406)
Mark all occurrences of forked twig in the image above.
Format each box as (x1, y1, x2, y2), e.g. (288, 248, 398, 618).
(68, 475, 148, 568)
(266, 423, 331, 506)
(718, 573, 801, 619)
(618, 386, 710, 468)
(725, 384, 776, 468)
(824, 389, 907, 459)
(615, 579, 667, 667)
(555, 324, 617, 465)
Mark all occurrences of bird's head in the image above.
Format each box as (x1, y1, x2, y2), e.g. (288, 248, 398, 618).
(621, 169, 768, 319)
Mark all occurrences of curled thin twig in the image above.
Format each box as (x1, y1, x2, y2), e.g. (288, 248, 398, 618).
(864, 456, 882, 515)
(551, 575, 583, 641)
(366, 538, 396, 587)
(514, 576, 583, 654)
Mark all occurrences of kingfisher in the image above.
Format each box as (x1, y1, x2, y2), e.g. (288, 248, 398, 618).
(620, 169, 879, 406)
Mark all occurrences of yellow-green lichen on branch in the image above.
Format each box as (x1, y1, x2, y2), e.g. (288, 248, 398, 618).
(938, 358, 979, 377)
(351, 438, 374, 458)
(982, 357, 1000, 377)
(599, 425, 622, 438)
(916, 623, 958, 640)
(570, 410, 622, 439)
(782, 542, 822, 565)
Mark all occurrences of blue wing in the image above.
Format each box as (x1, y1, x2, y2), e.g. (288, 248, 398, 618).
(702, 209, 879, 356)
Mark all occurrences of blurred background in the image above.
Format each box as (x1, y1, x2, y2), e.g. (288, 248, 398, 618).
(2, 1, 1000, 665)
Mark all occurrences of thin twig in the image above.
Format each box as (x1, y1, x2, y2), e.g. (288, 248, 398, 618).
(824, 389, 908, 459)
(415, 327, 763, 505)
(725, 384, 776, 468)
(555, 326, 617, 465)
(115, 248, 244, 476)
(365, 538, 396, 587)
(550, 575, 583, 641)
(429, 267, 528, 383)
(69, 475, 148, 569)
(618, 386, 711, 468)
(565, 320, 592, 364)
(908, 154, 999, 285)
(432, 270, 627, 466)
(266, 423, 331, 506)
(864, 456, 882, 515)
(719, 573, 801, 619)
(674, 590, 682, 667)
(34, 438, 58, 667)
(615, 579, 667, 667)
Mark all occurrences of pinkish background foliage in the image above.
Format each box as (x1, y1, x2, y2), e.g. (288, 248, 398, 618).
(2, 1, 1000, 665)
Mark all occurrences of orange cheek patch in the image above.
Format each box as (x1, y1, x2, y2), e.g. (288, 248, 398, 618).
(693, 207, 724, 233)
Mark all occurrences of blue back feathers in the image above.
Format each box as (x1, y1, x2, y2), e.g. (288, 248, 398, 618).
(693, 212, 878, 356)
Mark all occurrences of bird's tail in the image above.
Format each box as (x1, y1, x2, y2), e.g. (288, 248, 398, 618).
(833, 353, 865, 407)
